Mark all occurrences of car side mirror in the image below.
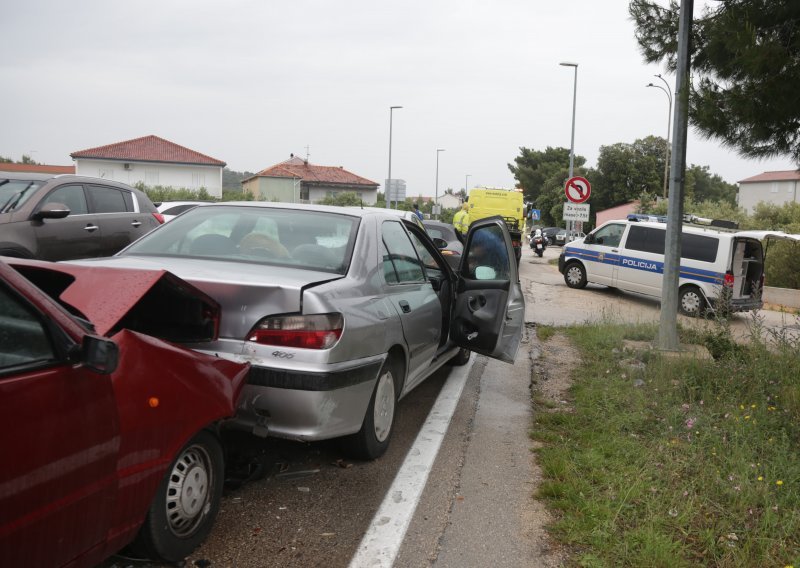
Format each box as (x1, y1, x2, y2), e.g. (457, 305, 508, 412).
(432, 237, 448, 249)
(33, 202, 71, 220)
(584, 234, 595, 244)
(83, 335, 119, 374)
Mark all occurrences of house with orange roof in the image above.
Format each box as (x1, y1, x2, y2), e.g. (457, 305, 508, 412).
(243, 155, 379, 204)
(0, 163, 75, 175)
(70, 135, 226, 197)
(738, 170, 800, 213)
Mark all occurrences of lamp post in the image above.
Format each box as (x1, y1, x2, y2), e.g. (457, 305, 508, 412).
(465, 174, 471, 198)
(647, 76, 673, 199)
(560, 61, 578, 234)
(435, 148, 445, 219)
(387, 105, 402, 209)
(559, 62, 578, 178)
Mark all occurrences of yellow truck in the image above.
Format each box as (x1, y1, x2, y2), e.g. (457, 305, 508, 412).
(468, 187, 525, 263)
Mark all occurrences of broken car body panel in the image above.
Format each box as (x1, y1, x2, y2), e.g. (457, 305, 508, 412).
(0, 258, 249, 568)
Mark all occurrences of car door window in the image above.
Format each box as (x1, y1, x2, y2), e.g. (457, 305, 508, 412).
(44, 184, 88, 215)
(466, 224, 509, 280)
(88, 185, 129, 213)
(0, 284, 55, 372)
(382, 221, 425, 283)
(593, 223, 625, 247)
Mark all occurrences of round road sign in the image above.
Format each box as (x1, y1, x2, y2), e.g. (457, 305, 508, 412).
(564, 176, 591, 204)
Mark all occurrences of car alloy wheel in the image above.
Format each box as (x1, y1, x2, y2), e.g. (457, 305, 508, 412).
(373, 367, 396, 443)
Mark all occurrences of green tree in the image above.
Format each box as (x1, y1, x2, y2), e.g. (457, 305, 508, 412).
(685, 165, 737, 205)
(222, 167, 254, 192)
(508, 147, 582, 204)
(317, 192, 364, 206)
(0, 156, 12, 163)
(629, 0, 800, 165)
(592, 136, 666, 211)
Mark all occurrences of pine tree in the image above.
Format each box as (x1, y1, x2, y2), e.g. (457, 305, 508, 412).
(629, 0, 800, 165)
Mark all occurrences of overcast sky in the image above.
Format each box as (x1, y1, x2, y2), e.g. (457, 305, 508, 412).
(2, 0, 793, 197)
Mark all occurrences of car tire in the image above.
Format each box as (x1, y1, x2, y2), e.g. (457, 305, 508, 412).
(678, 286, 706, 317)
(564, 262, 587, 289)
(133, 430, 224, 562)
(449, 347, 471, 366)
(342, 359, 399, 460)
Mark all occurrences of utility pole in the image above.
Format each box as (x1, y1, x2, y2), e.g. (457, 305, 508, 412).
(658, 0, 694, 351)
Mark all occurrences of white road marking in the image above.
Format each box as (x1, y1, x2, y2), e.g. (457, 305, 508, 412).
(348, 355, 474, 568)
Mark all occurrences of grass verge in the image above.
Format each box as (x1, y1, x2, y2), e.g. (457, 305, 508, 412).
(532, 319, 800, 567)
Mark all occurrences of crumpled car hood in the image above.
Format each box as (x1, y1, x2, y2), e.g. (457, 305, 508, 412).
(3, 257, 220, 339)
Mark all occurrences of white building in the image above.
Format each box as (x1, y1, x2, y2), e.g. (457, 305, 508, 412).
(738, 170, 800, 213)
(436, 192, 462, 211)
(71, 135, 226, 197)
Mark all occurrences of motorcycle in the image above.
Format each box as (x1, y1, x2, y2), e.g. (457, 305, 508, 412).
(529, 232, 547, 257)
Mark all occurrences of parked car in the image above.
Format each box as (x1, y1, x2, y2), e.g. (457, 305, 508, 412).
(0, 172, 163, 261)
(157, 200, 213, 222)
(0, 257, 249, 567)
(69, 202, 525, 459)
(422, 219, 463, 269)
(554, 229, 585, 246)
(540, 226, 560, 245)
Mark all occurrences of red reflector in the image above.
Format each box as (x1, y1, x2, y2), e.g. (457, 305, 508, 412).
(723, 272, 735, 287)
(152, 213, 165, 224)
(248, 314, 343, 349)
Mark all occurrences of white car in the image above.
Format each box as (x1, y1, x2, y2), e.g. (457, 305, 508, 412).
(156, 200, 213, 222)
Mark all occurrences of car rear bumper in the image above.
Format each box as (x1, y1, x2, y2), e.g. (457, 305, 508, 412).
(213, 351, 387, 441)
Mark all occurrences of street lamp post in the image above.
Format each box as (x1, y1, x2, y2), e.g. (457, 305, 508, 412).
(647, 75, 673, 198)
(435, 148, 445, 219)
(387, 105, 402, 209)
(560, 61, 578, 234)
(559, 62, 578, 178)
(465, 174, 471, 198)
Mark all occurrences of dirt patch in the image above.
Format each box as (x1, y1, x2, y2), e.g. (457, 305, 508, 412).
(532, 331, 579, 412)
(520, 329, 578, 567)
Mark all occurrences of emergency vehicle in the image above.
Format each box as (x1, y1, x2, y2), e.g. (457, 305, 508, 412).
(558, 215, 800, 316)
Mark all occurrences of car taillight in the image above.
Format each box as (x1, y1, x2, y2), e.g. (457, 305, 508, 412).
(152, 213, 165, 224)
(723, 272, 735, 288)
(512, 240, 521, 247)
(248, 313, 343, 349)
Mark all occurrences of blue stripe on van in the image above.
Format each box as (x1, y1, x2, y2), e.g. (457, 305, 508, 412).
(563, 246, 724, 285)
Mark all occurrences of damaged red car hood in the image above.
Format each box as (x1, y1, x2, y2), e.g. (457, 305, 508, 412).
(3, 257, 220, 338)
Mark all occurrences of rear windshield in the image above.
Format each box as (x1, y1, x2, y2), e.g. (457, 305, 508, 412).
(0, 179, 45, 213)
(122, 205, 359, 274)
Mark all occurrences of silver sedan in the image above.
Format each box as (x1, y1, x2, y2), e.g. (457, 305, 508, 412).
(71, 202, 524, 459)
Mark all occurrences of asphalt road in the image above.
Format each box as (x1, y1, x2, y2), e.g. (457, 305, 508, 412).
(104, 242, 798, 568)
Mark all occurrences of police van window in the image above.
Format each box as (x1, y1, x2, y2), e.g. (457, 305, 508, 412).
(681, 233, 718, 263)
(593, 223, 625, 248)
(626, 226, 666, 255)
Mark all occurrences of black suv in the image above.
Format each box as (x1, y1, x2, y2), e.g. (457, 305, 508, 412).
(0, 172, 162, 261)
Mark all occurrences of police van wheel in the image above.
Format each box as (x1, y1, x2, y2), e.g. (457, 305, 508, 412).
(564, 262, 587, 289)
(678, 286, 706, 317)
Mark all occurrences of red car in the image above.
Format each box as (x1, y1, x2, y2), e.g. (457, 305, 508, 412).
(0, 258, 249, 567)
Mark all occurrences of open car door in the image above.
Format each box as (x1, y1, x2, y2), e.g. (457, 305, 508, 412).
(451, 216, 525, 363)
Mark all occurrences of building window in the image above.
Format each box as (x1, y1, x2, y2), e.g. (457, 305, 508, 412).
(192, 173, 206, 188)
(771, 182, 778, 193)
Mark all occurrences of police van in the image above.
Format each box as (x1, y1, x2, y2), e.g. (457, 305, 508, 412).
(557, 215, 798, 316)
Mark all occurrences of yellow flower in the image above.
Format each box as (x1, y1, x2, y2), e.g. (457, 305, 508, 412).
(751, 404, 756, 408)
(758, 476, 763, 481)
(776, 480, 784, 486)
(745, 415, 751, 420)
(740, 404, 745, 410)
